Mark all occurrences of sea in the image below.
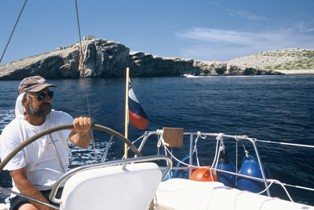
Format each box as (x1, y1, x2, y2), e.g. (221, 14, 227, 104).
(0, 75, 314, 205)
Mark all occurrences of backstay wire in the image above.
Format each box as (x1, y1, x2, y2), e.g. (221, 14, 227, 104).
(74, 0, 97, 161)
(0, 0, 28, 64)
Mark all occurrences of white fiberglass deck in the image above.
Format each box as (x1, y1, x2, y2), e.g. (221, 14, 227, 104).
(154, 178, 313, 210)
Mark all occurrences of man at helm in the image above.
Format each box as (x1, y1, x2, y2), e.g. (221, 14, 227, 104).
(0, 75, 93, 210)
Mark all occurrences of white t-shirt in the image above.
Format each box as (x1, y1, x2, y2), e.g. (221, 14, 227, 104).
(0, 110, 73, 191)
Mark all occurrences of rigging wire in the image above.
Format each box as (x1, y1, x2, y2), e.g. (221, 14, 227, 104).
(0, 0, 28, 64)
(74, 0, 92, 117)
(74, 0, 85, 78)
(74, 0, 97, 160)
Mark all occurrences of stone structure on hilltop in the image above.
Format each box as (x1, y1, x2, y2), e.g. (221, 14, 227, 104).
(0, 38, 285, 79)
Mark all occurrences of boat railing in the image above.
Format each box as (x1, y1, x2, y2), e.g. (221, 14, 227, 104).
(131, 129, 314, 201)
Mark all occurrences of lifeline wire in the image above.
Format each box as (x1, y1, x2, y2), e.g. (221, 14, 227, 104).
(256, 139, 314, 149)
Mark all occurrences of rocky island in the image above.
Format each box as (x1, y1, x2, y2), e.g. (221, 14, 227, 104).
(0, 38, 313, 79)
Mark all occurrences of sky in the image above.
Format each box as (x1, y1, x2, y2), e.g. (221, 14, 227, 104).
(0, 0, 314, 64)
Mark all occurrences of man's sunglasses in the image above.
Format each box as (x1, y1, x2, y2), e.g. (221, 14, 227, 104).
(31, 91, 54, 101)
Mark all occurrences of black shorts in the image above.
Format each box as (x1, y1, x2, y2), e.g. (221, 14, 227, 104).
(9, 188, 63, 210)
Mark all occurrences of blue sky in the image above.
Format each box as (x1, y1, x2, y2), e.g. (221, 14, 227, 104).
(1, 0, 314, 64)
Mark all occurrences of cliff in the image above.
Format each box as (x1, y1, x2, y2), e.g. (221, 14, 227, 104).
(0, 38, 312, 79)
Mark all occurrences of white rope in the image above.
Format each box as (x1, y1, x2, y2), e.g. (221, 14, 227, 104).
(131, 133, 147, 145)
(212, 133, 224, 169)
(153, 132, 216, 182)
(156, 130, 169, 148)
(256, 179, 295, 202)
(192, 131, 206, 167)
(160, 145, 205, 169)
(154, 130, 172, 168)
(236, 135, 249, 157)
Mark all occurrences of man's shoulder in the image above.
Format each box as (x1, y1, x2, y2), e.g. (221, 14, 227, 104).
(49, 110, 73, 122)
(2, 118, 22, 131)
(0, 118, 24, 141)
(50, 109, 69, 116)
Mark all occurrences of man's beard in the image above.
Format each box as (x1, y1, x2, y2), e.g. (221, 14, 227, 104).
(29, 102, 52, 117)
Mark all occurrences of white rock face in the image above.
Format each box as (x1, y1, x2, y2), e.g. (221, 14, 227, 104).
(227, 48, 314, 71)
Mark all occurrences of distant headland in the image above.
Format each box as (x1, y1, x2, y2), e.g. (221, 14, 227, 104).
(0, 37, 313, 80)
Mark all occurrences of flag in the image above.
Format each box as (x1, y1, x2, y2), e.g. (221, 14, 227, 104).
(128, 81, 149, 130)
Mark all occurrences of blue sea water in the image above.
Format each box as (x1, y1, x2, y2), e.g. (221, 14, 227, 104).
(0, 75, 314, 205)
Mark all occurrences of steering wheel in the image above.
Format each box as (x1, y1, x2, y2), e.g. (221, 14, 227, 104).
(0, 123, 142, 172)
(0, 123, 143, 208)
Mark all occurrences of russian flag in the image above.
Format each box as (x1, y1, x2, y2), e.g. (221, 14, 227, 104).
(128, 81, 149, 130)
